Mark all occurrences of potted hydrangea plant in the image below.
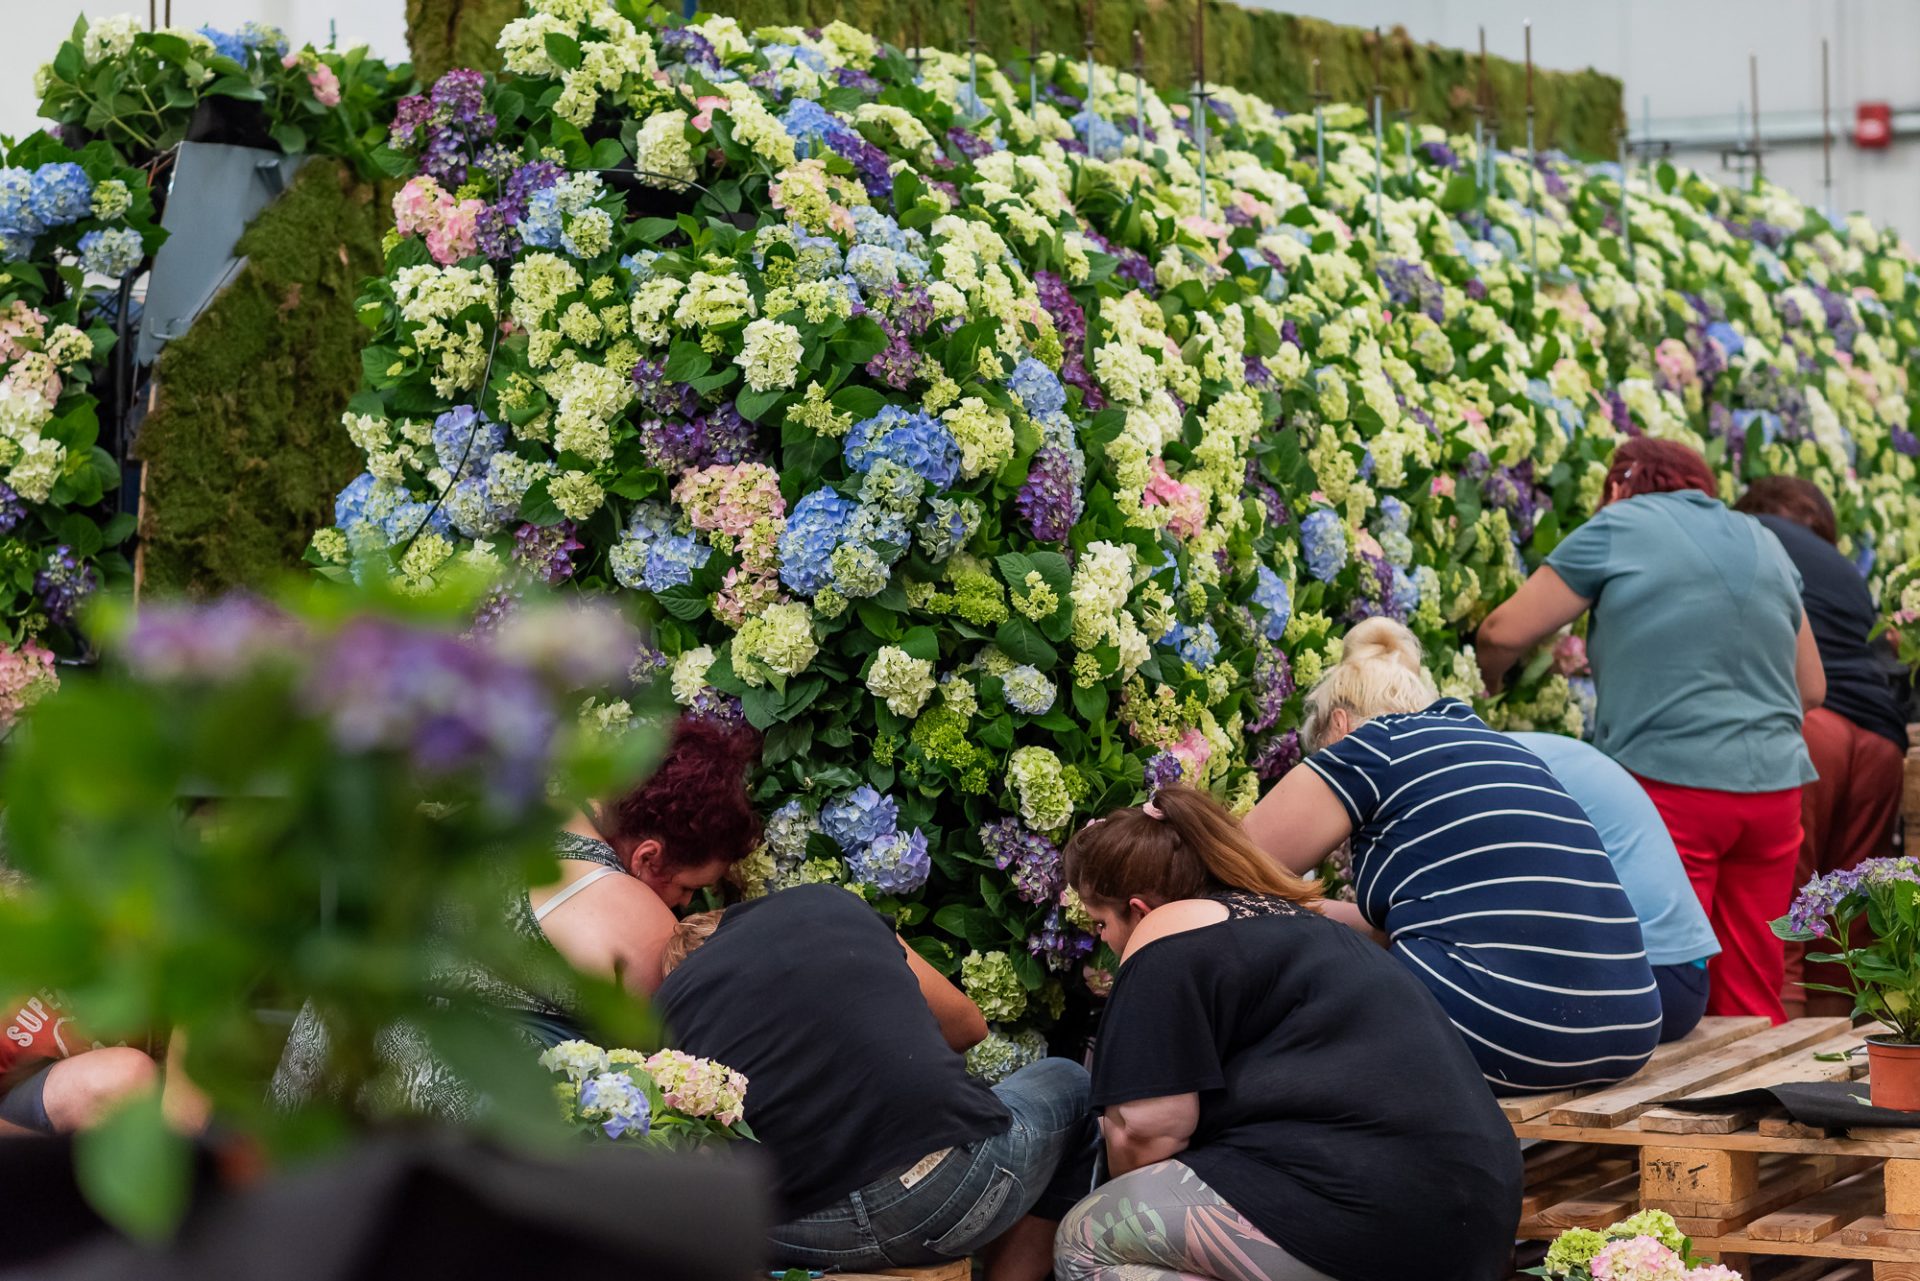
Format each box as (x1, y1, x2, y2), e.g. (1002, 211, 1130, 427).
(1773, 857, 1920, 1109)
(1528, 1209, 1737, 1280)
(540, 1039, 754, 1147)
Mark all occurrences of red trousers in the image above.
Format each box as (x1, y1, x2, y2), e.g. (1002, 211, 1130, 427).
(1634, 776, 1804, 1024)
(1783, 708, 1904, 1017)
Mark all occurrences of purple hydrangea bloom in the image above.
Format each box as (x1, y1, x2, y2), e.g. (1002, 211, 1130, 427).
(1251, 729, 1303, 783)
(1247, 639, 1295, 735)
(1029, 906, 1096, 971)
(849, 827, 932, 895)
(1015, 445, 1084, 544)
(35, 545, 95, 627)
(980, 818, 1064, 907)
(659, 25, 719, 70)
(1143, 751, 1183, 794)
(512, 521, 585, 585)
(0, 481, 27, 535)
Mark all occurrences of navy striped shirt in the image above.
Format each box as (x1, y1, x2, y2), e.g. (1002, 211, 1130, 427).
(1305, 699, 1661, 1094)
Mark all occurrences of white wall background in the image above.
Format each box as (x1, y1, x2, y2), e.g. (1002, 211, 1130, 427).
(0, 0, 409, 144)
(7, 1, 1920, 231)
(1260, 0, 1920, 235)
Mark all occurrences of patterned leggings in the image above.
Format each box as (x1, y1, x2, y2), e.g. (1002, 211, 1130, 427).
(1054, 1160, 1335, 1281)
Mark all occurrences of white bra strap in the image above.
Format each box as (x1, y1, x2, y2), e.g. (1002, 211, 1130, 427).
(534, 865, 622, 924)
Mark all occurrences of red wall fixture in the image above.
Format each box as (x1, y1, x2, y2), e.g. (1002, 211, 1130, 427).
(1856, 101, 1893, 148)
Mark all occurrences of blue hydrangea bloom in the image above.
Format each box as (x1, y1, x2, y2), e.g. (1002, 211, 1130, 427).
(763, 43, 829, 73)
(778, 488, 857, 595)
(334, 472, 378, 530)
(1068, 111, 1127, 159)
(1706, 322, 1746, 358)
(0, 228, 36, 263)
(642, 530, 711, 592)
(1300, 510, 1347, 582)
(845, 405, 960, 489)
(1252, 564, 1291, 641)
(0, 168, 43, 237)
(780, 99, 856, 157)
(381, 497, 453, 544)
(1006, 357, 1067, 417)
(914, 498, 977, 562)
(519, 187, 564, 249)
(847, 503, 911, 556)
(848, 827, 932, 895)
(1169, 620, 1220, 670)
(77, 228, 144, 278)
(850, 206, 919, 254)
(431, 406, 506, 477)
(821, 785, 899, 851)
(29, 164, 92, 228)
(576, 1072, 651, 1139)
(1376, 496, 1409, 535)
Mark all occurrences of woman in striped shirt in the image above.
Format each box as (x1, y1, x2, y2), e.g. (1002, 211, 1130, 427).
(1244, 619, 1661, 1095)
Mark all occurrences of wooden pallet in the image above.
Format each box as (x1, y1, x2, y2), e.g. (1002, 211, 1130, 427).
(1513, 1017, 1920, 1276)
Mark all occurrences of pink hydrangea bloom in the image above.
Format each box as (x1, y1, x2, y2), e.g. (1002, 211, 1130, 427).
(1169, 728, 1213, 782)
(1684, 1268, 1742, 1281)
(1354, 531, 1386, 560)
(643, 1048, 749, 1127)
(673, 463, 786, 538)
(308, 64, 342, 107)
(426, 198, 485, 265)
(690, 95, 730, 131)
(1552, 633, 1588, 676)
(1431, 475, 1456, 498)
(1142, 459, 1207, 539)
(0, 641, 58, 731)
(392, 176, 447, 238)
(1590, 1236, 1687, 1281)
(1654, 338, 1699, 388)
(0, 302, 48, 364)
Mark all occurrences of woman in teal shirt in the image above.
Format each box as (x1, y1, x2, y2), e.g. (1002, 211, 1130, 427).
(1477, 438, 1824, 1023)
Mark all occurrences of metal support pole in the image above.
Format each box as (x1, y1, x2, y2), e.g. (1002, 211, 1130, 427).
(1370, 27, 1384, 250)
(1029, 24, 1039, 112)
(967, 0, 980, 119)
(1618, 130, 1633, 270)
(1750, 50, 1763, 184)
(1133, 29, 1147, 154)
(1312, 56, 1327, 187)
(1083, 0, 1097, 151)
(1525, 20, 1538, 282)
(1822, 37, 1834, 217)
(1193, 0, 1207, 218)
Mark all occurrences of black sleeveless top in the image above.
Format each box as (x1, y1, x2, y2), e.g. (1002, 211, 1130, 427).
(1090, 888, 1521, 1281)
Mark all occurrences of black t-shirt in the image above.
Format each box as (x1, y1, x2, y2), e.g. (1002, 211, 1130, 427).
(1755, 514, 1907, 750)
(655, 884, 1010, 1219)
(1092, 906, 1521, 1281)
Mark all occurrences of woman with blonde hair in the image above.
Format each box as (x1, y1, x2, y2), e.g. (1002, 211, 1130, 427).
(1054, 785, 1520, 1281)
(1242, 618, 1662, 1095)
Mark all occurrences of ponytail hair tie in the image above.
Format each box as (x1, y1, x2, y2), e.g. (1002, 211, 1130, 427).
(1142, 800, 1165, 820)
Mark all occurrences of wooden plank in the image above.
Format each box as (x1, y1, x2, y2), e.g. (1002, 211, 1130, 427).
(1763, 1114, 1839, 1140)
(1531, 1172, 1640, 1233)
(1549, 1020, 1852, 1129)
(1886, 1159, 1920, 1231)
(1643, 1148, 1760, 1205)
(1748, 1169, 1885, 1243)
(1668, 1157, 1870, 1239)
(1511, 1119, 1920, 1160)
(1840, 1215, 1920, 1250)
(1521, 1155, 1635, 1219)
(1501, 1017, 1771, 1123)
(1640, 1026, 1879, 1135)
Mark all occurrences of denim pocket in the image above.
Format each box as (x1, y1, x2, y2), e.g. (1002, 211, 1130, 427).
(924, 1165, 1017, 1255)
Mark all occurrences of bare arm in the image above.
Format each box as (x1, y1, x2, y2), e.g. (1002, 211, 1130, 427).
(902, 936, 989, 1052)
(1313, 898, 1388, 946)
(1103, 1093, 1200, 1176)
(1241, 762, 1355, 876)
(1795, 610, 1826, 713)
(1476, 566, 1592, 694)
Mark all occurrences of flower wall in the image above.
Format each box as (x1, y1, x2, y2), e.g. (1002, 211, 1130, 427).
(0, 132, 164, 726)
(33, 15, 411, 598)
(321, 1, 1920, 1070)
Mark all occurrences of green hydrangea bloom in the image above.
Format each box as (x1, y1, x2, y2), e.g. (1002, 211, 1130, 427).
(1543, 1228, 1608, 1276)
(962, 951, 1028, 1022)
(1611, 1210, 1685, 1254)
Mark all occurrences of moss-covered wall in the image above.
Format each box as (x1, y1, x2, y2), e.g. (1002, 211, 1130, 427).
(133, 161, 382, 596)
(408, 0, 1624, 157)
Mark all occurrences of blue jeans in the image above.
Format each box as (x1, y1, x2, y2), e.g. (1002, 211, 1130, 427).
(1654, 961, 1711, 1043)
(769, 1057, 1097, 1271)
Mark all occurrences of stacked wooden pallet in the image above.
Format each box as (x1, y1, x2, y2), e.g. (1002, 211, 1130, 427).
(1511, 1017, 1920, 1277)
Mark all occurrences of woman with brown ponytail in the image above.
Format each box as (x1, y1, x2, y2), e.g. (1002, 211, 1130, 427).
(1052, 785, 1520, 1281)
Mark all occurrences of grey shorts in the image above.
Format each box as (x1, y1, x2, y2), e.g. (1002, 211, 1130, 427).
(0, 1060, 55, 1133)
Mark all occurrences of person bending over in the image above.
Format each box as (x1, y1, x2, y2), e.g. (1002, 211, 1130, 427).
(1735, 475, 1907, 1016)
(1477, 438, 1822, 1022)
(657, 884, 1096, 1281)
(1244, 617, 1661, 1094)
(1053, 785, 1520, 1281)
(1507, 732, 1720, 1042)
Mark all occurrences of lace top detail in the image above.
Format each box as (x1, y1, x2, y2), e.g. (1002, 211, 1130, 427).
(1207, 889, 1311, 920)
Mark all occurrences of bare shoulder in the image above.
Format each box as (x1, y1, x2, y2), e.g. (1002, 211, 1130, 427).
(1121, 899, 1229, 962)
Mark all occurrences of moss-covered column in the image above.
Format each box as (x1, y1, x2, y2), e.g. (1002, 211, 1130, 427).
(405, 0, 1622, 155)
(133, 161, 382, 596)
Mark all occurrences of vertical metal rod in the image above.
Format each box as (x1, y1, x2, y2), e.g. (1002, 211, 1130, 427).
(1477, 27, 1492, 193)
(329, 19, 338, 48)
(148, 0, 156, 29)
(1312, 56, 1326, 186)
(1749, 50, 1763, 182)
(1190, 0, 1208, 218)
(1822, 37, 1833, 216)
(1084, 0, 1097, 151)
(1133, 29, 1147, 154)
(1525, 20, 1538, 282)
(164, 0, 171, 25)
(1029, 23, 1039, 111)
(967, 0, 980, 118)
(1402, 85, 1414, 169)
(1642, 94, 1652, 187)
(1618, 129, 1633, 269)
(1370, 28, 1384, 251)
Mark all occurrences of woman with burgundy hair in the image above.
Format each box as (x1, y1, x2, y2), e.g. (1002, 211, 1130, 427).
(1477, 438, 1825, 1023)
(530, 715, 763, 1002)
